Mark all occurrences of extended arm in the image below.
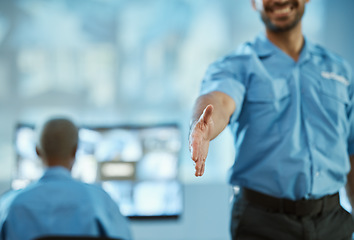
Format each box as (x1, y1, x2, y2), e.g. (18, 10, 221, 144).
(189, 91, 236, 177)
(345, 155, 354, 211)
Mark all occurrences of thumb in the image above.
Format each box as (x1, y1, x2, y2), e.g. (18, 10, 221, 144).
(201, 104, 214, 124)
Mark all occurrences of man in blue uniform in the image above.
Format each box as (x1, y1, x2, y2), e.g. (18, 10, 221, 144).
(189, 0, 354, 239)
(0, 118, 132, 240)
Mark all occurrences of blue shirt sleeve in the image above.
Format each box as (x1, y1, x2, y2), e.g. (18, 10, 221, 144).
(346, 62, 354, 155)
(0, 190, 19, 240)
(106, 198, 132, 240)
(89, 185, 132, 240)
(200, 56, 246, 124)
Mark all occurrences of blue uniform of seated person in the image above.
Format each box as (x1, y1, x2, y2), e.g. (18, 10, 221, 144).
(0, 118, 132, 240)
(189, 0, 354, 239)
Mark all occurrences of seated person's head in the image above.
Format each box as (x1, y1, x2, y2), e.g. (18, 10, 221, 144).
(36, 118, 78, 171)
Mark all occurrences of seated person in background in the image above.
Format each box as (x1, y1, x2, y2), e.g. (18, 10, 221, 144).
(0, 118, 132, 240)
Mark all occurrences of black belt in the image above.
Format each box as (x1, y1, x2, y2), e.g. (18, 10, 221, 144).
(243, 188, 340, 217)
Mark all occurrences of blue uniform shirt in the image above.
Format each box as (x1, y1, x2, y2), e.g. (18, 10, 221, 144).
(0, 167, 132, 240)
(201, 33, 354, 200)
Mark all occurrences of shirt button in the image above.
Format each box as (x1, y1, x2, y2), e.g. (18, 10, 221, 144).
(315, 172, 320, 177)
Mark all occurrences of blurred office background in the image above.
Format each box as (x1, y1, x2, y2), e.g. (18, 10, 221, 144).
(0, 0, 353, 239)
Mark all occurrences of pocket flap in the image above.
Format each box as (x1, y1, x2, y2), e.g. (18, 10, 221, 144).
(321, 78, 349, 104)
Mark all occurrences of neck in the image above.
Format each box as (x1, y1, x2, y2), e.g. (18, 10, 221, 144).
(44, 158, 73, 171)
(265, 22, 304, 62)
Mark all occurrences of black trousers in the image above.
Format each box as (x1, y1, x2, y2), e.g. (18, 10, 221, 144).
(231, 190, 354, 240)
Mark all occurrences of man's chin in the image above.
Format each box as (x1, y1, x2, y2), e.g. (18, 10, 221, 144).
(272, 24, 295, 32)
(265, 19, 300, 33)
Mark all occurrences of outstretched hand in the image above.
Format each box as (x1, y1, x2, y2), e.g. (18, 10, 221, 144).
(189, 104, 214, 177)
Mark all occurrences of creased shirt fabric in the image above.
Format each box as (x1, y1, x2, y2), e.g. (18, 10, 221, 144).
(0, 167, 132, 240)
(201, 32, 354, 200)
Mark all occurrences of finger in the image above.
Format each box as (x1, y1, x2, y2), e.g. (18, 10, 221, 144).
(190, 135, 205, 163)
(195, 158, 205, 177)
(195, 159, 201, 176)
(201, 104, 214, 124)
(201, 162, 205, 176)
(190, 143, 199, 163)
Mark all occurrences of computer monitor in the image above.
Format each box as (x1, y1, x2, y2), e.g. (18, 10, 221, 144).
(13, 123, 183, 219)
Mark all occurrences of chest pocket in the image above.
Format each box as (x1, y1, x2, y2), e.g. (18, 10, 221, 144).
(320, 76, 349, 132)
(245, 77, 291, 135)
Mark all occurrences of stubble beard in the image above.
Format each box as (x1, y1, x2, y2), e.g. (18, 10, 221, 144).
(261, 12, 302, 33)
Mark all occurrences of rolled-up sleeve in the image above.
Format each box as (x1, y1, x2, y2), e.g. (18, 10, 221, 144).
(200, 57, 246, 124)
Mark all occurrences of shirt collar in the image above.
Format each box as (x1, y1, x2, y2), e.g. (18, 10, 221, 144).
(254, 32, 319, 63)
(253, 32, 275, 58)
(40, 166, 72, 181)
(297, 37, 322, 64)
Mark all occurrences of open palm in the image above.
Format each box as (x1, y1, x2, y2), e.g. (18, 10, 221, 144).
(189, 105, 214, 177)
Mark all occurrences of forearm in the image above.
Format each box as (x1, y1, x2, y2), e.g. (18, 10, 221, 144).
(191, 91, 235, 140)
(345, 155, 354, 210)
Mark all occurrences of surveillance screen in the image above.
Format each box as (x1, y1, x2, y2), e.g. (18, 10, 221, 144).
(14, 123, 183, 218)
